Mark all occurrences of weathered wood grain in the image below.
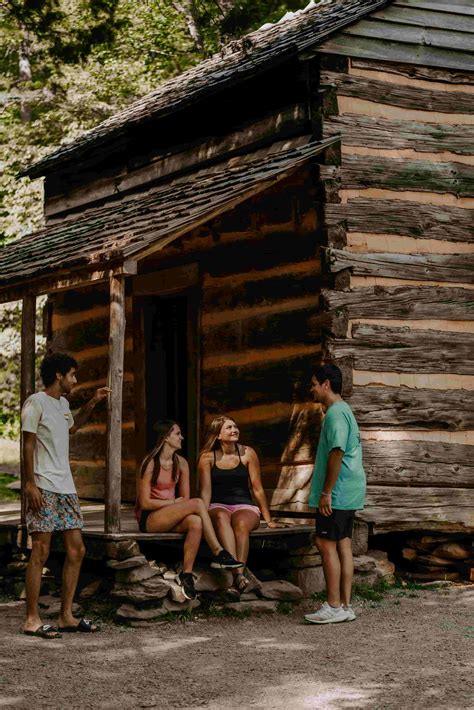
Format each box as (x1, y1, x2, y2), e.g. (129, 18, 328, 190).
(203, 307, 321, 354)
(321, 286, 474, 321)
(325, 199, 474, 243)
(361, 486, 474, 531)
(323, 114, 474, 155)
(70, 427, 135, 461)
(321, 156, 474, 196)
(325, 248, 474, 283)
(350, 386, 474, 432)
(105, 274, 126, 533)
(20, 292, 36, 525)
(362, 440, 474, 487)
(202, 352, 321, 411)
(321, 69, 474, 114)
(327, 324, 474, 374)
(350, 58, 474, 85)
(202, 268, 321, 313)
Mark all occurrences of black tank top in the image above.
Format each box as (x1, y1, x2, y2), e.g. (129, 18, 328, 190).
(210, 447, 254, 505)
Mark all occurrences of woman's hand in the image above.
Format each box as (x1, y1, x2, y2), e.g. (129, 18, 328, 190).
(265, 520, 280, 529)
(174, 497, 184, 503)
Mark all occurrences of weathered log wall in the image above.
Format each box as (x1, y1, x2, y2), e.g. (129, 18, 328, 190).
(288, 54, 474, 533)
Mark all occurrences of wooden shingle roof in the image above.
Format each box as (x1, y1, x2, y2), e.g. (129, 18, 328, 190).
(22, 0, 386, 179)
(1, 137, 337, 297)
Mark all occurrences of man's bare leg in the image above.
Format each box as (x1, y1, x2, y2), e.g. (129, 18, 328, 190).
(315, 535, 341, 607)
(337, 536, 354, 607)
(24, 532, 52, 633)
(58, 528, 85, 628)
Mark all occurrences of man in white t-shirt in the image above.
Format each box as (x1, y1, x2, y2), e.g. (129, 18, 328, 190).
(21, 352, 109, 638)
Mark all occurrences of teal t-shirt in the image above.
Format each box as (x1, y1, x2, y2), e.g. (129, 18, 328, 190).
(308, 400, 366, 511)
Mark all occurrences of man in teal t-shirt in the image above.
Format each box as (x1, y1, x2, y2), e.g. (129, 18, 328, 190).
(305, 364, 366, 625)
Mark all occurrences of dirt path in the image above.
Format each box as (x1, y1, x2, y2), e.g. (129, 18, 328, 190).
(1, 586, 473, 710)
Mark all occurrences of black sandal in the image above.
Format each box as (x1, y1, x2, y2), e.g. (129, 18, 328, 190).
(58, 618, 98, 633)
(24, 624, 62, 639)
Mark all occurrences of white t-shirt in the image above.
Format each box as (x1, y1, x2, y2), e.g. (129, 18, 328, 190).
(21, 391, 77, 495)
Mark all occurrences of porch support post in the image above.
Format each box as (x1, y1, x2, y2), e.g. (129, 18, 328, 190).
(20, 292, 36, 525)
(105, 274, 126, 533)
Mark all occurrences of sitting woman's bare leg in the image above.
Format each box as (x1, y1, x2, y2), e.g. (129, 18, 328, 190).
(173, 515, 202, 573)
(146, 498, 224, 556)
(209, 508, 237, 558)
(231, 509, 260, 579)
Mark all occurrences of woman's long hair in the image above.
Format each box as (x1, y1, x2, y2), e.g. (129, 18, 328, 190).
(200, 414, 238, 456)
(139, 419, 180, 487)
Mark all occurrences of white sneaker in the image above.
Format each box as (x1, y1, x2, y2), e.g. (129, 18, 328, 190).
(304, 601, 348, 624)
(343, 605, 356, 622)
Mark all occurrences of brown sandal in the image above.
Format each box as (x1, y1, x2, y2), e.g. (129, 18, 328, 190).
(235, 573, 250, 594)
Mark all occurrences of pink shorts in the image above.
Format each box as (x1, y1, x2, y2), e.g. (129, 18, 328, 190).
(209, 503, 260, 518)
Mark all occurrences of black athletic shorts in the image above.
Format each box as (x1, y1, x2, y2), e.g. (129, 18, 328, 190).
(315, 509, 356, 541)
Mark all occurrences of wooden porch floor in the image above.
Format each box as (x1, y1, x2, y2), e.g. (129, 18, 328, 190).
(0, 503, 314, 544)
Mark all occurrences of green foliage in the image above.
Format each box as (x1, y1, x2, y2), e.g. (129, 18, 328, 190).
(0, 473, 20, 502)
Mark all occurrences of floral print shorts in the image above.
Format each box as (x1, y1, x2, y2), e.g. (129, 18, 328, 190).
(26, 489, 83, 533)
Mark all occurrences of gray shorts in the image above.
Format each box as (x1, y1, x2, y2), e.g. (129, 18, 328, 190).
(26, 489, 83, 533)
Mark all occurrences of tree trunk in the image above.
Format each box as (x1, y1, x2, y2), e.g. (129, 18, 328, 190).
(172, 1, 204, 52)
(19, 23, 32, 123)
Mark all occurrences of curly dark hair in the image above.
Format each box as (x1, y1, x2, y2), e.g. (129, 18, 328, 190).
(312, 364, 343, 394)
(40, 352, 78, 387)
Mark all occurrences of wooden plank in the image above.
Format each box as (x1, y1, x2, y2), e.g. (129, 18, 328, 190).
(203, 307, 321, 354)
(350, 58, 474, 85)
(0, 262, 135, 306)
(364, 439, 474, 487)
(325, 199, 474, 243)
(343, 19, 474, 53)
(187, 289, 200, 495)
(327, 324, 474, 375)
(350, 386, 474, 432)
(322, 69, 474, 113)
(322, 286, 474, 321)
(316, 36, 474, 73)
(374, 5, 474, 32)
(394, 1, 474, 16)
(105, 275, 126, 533)
(321, 155, 474, 197)
(362, 486, 474, 530)
(133, 263, 199, 297)
(323, 115, 474, 156)
(325, 248, 474, 284)
(20, 292, 36, 526)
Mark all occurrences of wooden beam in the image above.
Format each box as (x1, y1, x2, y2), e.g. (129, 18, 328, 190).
(321, 155, 474, 197)
(325, 199, 474, 243)
(324, 248, 474, 284)
(327, 324, 474, 375)
(20, 293, 36, 525)
(350, 386, 474, 432)
(321, 69, 474, 114)
(0, 261, 137, 306)
(321, 286, 474, 322)
(323, 114, 474, 156)
(104, 275, 126, 533)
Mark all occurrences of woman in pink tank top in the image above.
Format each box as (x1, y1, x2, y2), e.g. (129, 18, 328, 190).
(136, 420, 242, 600)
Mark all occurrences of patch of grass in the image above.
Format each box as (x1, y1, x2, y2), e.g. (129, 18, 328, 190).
(0, 472, 20, 502)
(276, 600, 294, 615)
(310, 591, 326, 603)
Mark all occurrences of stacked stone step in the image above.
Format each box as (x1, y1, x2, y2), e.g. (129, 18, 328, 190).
(107, 539, 305, 623)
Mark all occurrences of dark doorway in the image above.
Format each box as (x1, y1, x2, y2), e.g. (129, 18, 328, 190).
(144, 295, 189, 454)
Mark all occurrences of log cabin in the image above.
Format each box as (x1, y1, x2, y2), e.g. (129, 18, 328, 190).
(1, 0, 473, 538)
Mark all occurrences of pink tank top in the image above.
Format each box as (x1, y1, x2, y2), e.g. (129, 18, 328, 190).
(136, 462, 181, 520)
